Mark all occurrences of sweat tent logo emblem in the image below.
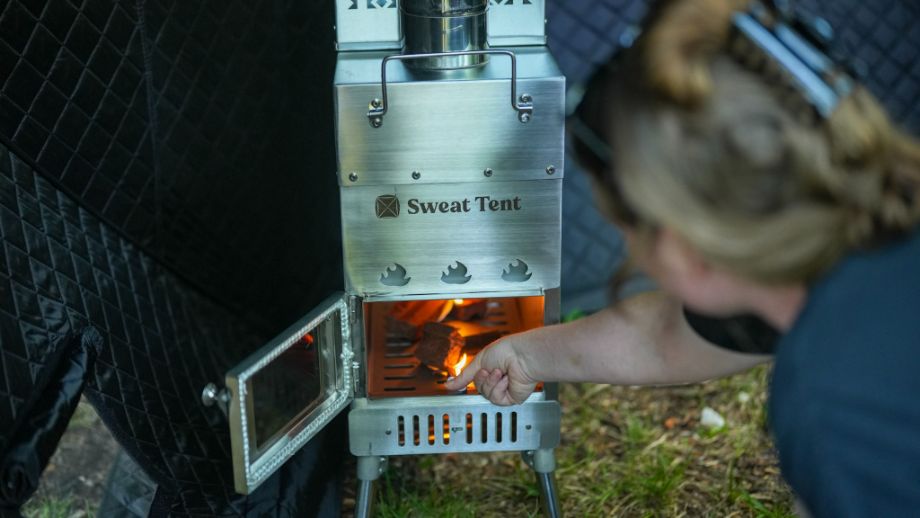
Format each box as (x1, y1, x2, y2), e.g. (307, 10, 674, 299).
(375, 195, 400, 218)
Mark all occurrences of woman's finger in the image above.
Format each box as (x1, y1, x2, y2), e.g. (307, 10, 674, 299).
(444, 353, 482, 390)
(492, 375, 512, 406)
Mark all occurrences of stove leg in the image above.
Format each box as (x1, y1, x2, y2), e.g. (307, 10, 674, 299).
(355, 455, 387, 518)
(523, 449, 562, 518)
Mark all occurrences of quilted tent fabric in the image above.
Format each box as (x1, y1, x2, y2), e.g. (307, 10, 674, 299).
(1, 0, 347, 513)
(97, 450, 159, 517)
(0, 143, 347, 515)
(0, 0, 343, 334)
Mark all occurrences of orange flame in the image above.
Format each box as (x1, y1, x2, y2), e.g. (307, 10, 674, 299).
(452, 353, 469, 377)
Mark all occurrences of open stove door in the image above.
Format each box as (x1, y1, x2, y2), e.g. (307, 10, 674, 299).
(224, 293, 358, 494)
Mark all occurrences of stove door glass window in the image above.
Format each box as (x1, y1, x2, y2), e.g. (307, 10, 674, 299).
(225, 293, 355, 494)
(250, 325, 328, 451)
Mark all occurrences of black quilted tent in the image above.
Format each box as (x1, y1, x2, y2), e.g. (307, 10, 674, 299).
(1, 0, 345, 515)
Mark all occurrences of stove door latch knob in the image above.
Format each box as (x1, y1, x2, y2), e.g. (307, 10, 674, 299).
(202, 382, 230, 419)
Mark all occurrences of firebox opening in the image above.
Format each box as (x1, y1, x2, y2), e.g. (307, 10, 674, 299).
(365, 296, 545, 398)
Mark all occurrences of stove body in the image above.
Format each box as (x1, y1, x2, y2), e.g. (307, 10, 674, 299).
(220, 1, 565, 515)
(337, 0, 564, 465)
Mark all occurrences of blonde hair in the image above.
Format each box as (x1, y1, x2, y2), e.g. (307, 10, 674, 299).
(604, 0, 920, 284)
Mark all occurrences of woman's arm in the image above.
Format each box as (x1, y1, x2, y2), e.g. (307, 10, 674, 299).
(445, 291, 771, 405)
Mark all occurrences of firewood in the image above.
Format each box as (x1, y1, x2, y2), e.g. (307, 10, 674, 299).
(385, 315, 418, 341)
(416, 322, 464, 370)
(441, 320, 502, 351)
(463, 329, 502, 350)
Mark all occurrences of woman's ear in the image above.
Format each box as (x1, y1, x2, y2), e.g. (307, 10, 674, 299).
(652, 227, 761, 316)
(655, 227, 711, 283)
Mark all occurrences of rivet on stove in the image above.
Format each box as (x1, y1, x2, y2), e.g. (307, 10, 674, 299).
(545, 165, 556, 175)
(348, 172, 359, 182)
(483, 168, 493, 177)
(412, 171, 421, 180)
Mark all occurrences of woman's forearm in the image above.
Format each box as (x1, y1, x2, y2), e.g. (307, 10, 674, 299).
(512, 291, 770, 386)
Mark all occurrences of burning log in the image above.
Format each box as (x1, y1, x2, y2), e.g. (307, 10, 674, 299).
(386, 300, 453, 340)
(441, 320, 502, 351)
(416, 322, 465, 371)
(463, 329, 501, 350)
(385, 316, 419, 341)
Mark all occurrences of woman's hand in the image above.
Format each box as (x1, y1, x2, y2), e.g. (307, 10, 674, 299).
(444, 336, 538, 405)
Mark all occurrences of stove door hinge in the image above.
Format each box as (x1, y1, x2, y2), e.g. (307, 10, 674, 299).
(345, 295, 362, 397)
(347, 295, 359, 326)
(351, 360, 361, 395)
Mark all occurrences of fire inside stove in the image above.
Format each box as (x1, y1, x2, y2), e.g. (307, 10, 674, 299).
(365, 296, 545, 398)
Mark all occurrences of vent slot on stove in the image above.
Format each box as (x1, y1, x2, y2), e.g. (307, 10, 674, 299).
(392, 410, 522, 449)
(443, 414, 451, 445)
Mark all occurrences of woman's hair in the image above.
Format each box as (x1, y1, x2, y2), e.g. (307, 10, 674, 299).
(584, 0, 920, 284)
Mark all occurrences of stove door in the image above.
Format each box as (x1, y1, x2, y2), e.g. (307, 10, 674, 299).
(225, 293, 357, 494)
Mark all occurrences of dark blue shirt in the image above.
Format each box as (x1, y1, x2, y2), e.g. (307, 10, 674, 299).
(771, 228, 920, 517)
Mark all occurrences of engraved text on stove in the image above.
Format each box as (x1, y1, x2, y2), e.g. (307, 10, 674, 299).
(374, 195, 523, 219)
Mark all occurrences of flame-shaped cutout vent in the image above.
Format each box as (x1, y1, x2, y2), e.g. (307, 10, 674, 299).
(441, 261, 472, 284)
(501, 259, 532, 282)
(379, 263, 411, 286)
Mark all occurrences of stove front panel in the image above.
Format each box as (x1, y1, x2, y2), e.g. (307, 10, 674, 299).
(348, 394, 561, 456)
(341, 179, 561, 297)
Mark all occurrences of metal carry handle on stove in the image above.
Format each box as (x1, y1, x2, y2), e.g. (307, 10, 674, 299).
(367, 49, 534, 128)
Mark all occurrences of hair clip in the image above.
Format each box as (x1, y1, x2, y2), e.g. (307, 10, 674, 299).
(731, 0, 853, 118)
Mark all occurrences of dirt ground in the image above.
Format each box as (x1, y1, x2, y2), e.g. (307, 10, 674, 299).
(21, 399, 119, 517)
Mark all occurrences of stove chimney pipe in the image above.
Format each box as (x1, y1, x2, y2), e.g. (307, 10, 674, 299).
(401, 0, 489, 70)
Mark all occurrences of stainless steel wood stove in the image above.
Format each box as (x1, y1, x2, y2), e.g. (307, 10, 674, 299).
(210, 1, 566, 515)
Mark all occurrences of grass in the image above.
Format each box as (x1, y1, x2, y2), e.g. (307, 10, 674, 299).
(20, 496, 94, 518)
(366, 366, 794, 517)
(64, 402, 99, 430)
